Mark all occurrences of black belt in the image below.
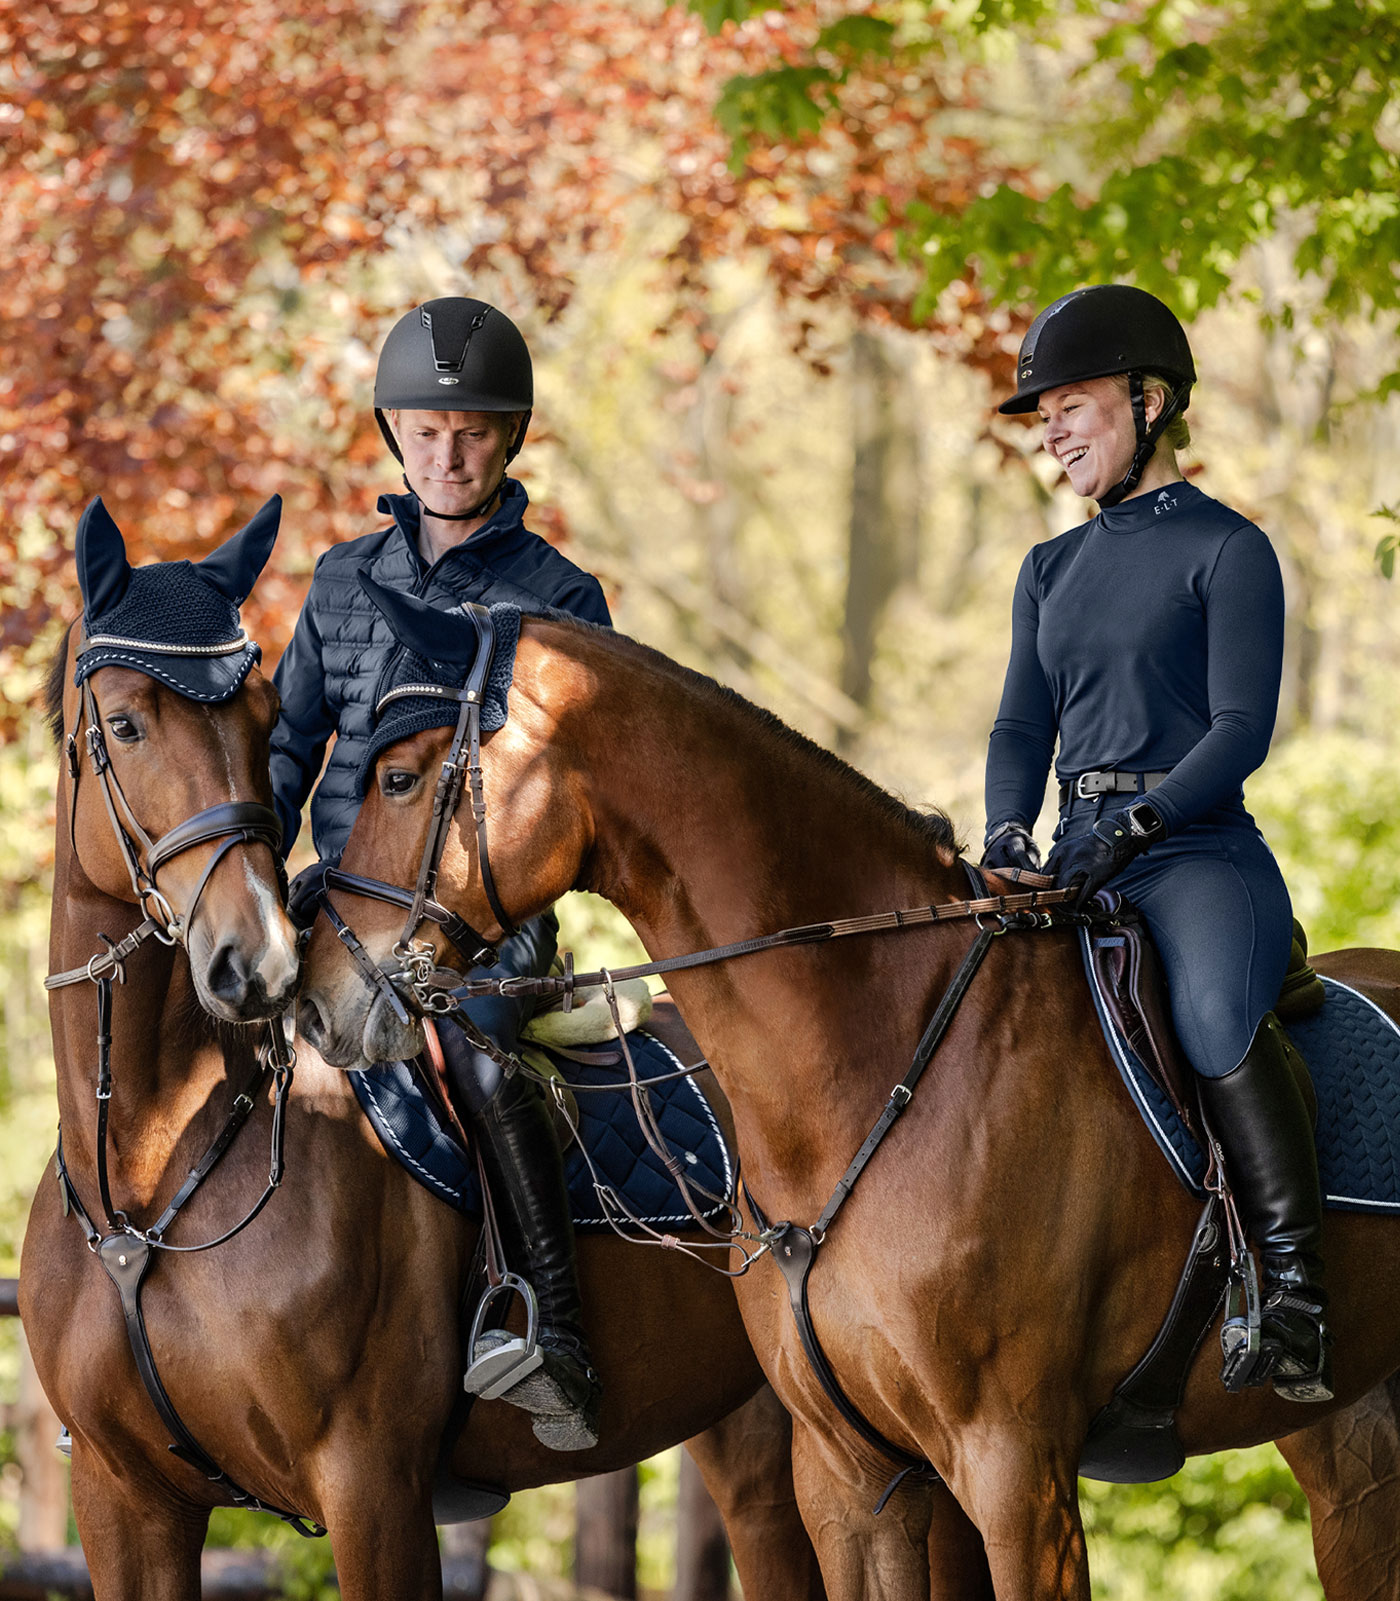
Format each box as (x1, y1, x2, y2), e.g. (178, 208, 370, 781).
(1060, 769, 1170, 806)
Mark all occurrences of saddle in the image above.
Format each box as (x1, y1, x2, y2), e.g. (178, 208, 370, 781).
(1087, 898, 1324, 1137)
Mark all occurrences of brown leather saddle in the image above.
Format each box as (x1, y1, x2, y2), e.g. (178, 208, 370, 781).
(1089, 900, 1324, 1135)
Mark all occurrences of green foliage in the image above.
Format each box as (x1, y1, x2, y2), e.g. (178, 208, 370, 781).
(691, 0, 765, 33)
(975, 0, 1400, 325)
(1082, 1446, 1320, 1600)
(206, 1510, 338, 1600)
(1375, 506, 1399, 578)
(815, 14, 896, 60)
(1251, 732, 1400, 954)
(715, 66, 838, 169)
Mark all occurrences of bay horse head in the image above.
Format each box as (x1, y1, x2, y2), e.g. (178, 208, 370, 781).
(299, 577, 588, 1066)
(57, 496, 299, 1022)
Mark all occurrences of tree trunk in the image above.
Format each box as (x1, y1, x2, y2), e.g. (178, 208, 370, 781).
(839, 326, 917, 752)
(574, 1468, 639, 1599)
(673, 1449, 731, 1601)
(439, 1515, 492, 1601)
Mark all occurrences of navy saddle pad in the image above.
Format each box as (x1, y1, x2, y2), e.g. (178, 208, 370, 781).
(1082, 930, 1400, 1213)
(350, 1029, 734, 1231)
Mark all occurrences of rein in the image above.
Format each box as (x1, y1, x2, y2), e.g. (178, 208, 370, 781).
(313, 612, 1095, 1506)
(47, 651, 322, 1537)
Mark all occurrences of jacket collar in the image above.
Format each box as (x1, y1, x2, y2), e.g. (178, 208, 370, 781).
(376, 478, 530, 569)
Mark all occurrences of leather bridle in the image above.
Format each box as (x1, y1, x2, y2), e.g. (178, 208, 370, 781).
(45, 640, 322, 1536)
(52, 668, 287, 970)
(317, 601, 517, 1020)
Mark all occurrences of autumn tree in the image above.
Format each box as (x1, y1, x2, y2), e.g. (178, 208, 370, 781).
(0, 0, 452, 714)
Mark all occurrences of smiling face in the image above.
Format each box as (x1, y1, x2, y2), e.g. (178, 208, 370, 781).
(391, 408, 519, 525)
(1037, 376, 1158, 502)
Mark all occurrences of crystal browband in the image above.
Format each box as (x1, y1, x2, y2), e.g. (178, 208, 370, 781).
(81, 631, 252, 657)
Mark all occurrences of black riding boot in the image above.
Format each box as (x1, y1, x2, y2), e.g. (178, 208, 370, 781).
(439, 1025, 601, 1450)
(1198, 1013, 1333, 1402)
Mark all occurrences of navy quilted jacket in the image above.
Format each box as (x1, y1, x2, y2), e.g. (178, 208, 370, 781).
(270, 480, 610, 862)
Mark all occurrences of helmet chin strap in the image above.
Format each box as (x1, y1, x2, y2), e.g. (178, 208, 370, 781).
(1098, 374, 1191, 508)
(407, 473, 503, 523)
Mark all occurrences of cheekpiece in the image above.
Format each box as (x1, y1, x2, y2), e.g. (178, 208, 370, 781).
(75, 561, 261, 704)
(356, 603, 522, 796)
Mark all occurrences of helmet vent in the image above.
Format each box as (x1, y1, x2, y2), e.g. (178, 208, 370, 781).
(422, 303, 490, 374)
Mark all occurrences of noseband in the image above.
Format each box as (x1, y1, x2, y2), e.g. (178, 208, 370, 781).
(319, 602, 518, 1019)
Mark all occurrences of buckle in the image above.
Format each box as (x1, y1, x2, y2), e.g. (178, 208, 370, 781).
(1074, 771, 1103, 800)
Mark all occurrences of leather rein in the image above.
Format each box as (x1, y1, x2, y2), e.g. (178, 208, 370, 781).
(46, 658, 323, 1536)
(312, 603, 1094, 1510)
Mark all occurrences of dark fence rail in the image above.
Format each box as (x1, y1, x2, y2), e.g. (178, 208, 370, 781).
(1, 1278, 18, 1318)
(0, 1549, 488, 1600)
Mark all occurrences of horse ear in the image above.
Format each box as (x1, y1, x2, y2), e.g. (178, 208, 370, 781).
(196, 495, 282, 605)
(75, 497, 133, 620)
(357, 570, 482, 666)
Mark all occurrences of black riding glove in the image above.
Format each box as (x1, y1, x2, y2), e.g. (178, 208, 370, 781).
(1045, 804, 1165, 910)
(286, 859, 331, 932)
(981, 820, 1042, 874)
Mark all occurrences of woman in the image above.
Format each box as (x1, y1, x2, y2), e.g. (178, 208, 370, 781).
(981, 283, 1332, 1402)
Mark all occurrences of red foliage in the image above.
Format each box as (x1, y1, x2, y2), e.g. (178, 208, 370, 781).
(0, 0, 1021, 725)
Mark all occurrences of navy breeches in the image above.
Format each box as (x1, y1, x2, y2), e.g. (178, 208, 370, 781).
(1057, 799, 1293, 1078)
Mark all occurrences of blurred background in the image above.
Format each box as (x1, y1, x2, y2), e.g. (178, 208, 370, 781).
(2, 0, 1397, 1593)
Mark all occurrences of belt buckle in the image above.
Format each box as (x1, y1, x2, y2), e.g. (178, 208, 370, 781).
(1074, 771, 1100, 800)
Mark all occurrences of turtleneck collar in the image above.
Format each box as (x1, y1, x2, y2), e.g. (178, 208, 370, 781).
(1095, 478, 1201, 534)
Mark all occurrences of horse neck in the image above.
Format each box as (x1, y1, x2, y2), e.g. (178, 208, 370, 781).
(528, 624, 971, 1210)
(48, 828, 246, 1206)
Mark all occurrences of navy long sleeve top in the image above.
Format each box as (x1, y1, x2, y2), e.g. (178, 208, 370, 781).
(984, 481, 1285, 837)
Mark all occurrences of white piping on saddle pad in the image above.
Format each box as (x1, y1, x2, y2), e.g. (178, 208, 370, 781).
(1314, 976, 1400, 1211)
(521, 977, 654, 1047)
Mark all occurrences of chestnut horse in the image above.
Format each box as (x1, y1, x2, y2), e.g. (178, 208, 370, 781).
(19, 505, 822, 1601)
(299, 602, 1400, 1601)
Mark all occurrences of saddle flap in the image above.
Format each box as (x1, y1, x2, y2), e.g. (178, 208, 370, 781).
(1089, 907, 1199, 1138)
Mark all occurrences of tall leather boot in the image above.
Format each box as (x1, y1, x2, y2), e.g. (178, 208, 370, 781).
(1198, 1013, 1333, 1402)
(439, 1024, 601, 1451)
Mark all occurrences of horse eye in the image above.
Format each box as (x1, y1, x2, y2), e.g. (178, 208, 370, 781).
(382, 769, 418, 796)
(107, 715, 140, 743)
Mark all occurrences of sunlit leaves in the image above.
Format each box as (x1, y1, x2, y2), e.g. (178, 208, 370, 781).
(814, 14, 896, 60)
(690, 0, 766, 33)
(716, 66, 836, 167)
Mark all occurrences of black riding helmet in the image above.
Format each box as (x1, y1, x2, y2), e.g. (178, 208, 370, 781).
(999, 284, 1196, 507)
(374, 297, 534, 520)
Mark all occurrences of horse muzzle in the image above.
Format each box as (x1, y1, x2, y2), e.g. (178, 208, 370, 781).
(296, 975, 424, 1070)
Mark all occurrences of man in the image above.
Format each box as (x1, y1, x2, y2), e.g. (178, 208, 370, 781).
(271, 297, 609, 1450)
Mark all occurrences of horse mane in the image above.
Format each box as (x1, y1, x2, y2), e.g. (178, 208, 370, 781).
(533, 612, 965, 864)
(45, 622, 75, 745)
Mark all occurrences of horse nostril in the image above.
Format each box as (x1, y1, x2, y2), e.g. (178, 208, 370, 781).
(205, 942, 252, 1006)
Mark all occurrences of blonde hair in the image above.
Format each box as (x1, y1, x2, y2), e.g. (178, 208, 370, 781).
(1112, 370, 1191, 452)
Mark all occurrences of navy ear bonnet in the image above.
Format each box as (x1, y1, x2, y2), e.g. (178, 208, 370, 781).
(356, 596, 521, 798)
(73, 495, 280, 703)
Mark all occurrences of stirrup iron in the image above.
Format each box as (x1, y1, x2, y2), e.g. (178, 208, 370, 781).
(1219, 1250, 1265, 1391)
(462, 1273, 543, 1400)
